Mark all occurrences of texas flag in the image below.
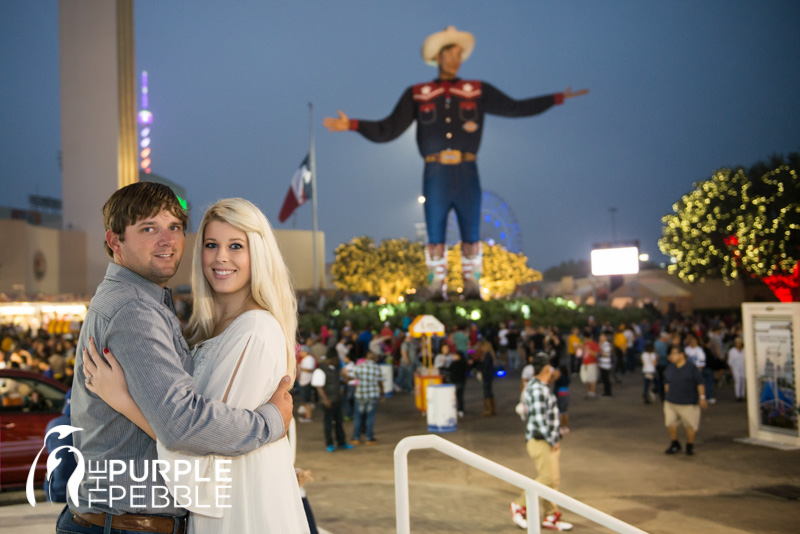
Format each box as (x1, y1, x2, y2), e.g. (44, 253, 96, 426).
(278, 154, 312, 223)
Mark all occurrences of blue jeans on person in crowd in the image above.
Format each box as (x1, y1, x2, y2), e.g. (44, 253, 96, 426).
(394, 363, 414, 393)
(352, 397, 379, 441)
(56, 505, 185, 534)
(702, 366, 715, 400)
(344, 383, 355, 419)
(482, 376, 494, 400)
(507, 348, 520, 373)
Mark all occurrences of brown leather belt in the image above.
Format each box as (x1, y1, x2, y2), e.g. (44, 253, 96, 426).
(71, 511, 186, 534)
(424, 149, 476, 165)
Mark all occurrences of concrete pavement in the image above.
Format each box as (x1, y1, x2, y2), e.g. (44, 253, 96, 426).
(3, 369, 798, 533)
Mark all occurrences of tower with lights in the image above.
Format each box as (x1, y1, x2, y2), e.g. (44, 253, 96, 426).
(138, 71, 153, 174)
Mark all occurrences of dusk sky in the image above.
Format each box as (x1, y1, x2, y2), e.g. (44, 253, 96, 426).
(2, 1, 799, 272)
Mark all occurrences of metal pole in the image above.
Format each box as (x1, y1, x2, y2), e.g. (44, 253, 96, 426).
(609, 207, 618, 243)
(309, 102, 319, 293)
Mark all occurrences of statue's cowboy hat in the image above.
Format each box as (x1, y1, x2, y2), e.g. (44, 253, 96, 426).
(421, 26, 475, 67)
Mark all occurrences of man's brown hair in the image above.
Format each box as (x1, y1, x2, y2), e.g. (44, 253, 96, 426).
(102, 181, 188, 258)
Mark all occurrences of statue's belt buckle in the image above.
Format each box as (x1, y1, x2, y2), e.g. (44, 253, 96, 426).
(439, 149, 462, 165)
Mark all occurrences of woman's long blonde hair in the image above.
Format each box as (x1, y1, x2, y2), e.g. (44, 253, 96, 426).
(185, 198, 297, 380)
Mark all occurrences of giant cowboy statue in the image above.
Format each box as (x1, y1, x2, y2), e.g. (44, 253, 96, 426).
(324, 26, 588, 300)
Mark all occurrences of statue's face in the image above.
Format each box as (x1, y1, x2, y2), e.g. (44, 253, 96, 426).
(437, 44, 463, 79)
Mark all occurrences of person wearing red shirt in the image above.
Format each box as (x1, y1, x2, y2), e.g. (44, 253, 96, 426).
(580, 338, 599, 399)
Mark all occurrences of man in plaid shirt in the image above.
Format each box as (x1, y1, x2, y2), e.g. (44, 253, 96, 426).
(511, 353, 573, 531)
(348, 351, 385, 445)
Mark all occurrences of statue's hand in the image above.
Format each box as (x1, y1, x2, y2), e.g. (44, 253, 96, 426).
(323, 110, 350, 132)
(563, 87, 589, 99)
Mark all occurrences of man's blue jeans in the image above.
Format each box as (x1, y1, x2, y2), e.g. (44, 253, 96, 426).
(352, 397, 379, 441)
(56, 505, 185, 534)
(395, 363, 414, 392)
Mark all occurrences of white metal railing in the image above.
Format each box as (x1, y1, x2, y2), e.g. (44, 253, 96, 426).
(394, 435, 649, 534)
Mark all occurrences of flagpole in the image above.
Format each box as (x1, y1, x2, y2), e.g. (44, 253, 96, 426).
(309, 102, 319, 293)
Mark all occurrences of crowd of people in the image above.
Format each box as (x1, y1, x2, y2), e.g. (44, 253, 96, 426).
(3, 291, 750, 533)
(0, 325, 77, 386)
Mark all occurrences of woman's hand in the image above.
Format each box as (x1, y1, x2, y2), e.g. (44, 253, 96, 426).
(83, 338, 134, 413)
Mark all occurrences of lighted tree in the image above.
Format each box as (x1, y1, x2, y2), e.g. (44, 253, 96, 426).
(446, 242, 543, 299)
(331, 236, 426, 302)
(659, 153, 800, 301)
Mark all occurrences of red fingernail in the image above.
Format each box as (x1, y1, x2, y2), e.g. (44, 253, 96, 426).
(103, 348, 109, 354)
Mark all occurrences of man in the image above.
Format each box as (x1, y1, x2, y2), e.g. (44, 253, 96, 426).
(59, 182, 293, 534)
(663, 346, 708, 456)
(324, 26, 587, 299)
(394, 332, 415, 393)
(510, 352, 573, 531)
(311, 348, 353, 452)
(348, 351, 385, 445)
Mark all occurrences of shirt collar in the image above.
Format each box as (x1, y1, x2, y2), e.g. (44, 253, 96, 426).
(434, 77, 461, 84)
(104, 262, 175, 312)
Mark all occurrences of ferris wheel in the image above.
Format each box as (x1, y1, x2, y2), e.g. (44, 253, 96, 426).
(445, 190, 523, 252)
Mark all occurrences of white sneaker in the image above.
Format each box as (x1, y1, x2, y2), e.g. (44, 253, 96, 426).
(510, 502, 527, 529)
(543, 512, 573, 531)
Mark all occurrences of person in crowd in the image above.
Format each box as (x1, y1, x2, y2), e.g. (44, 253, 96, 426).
(641, 341, 658, 404)
(312, 347, 354, 452)
(654, 331, 670, 401)
(76, 188, 303, 533)
(449, 350, 469, 418)
(554, 365, 571, 434)
(597, 333, 614, 397)
(478, 339, 497, 416)
(507, 321, 521, 374)
(613, 324, 627, 380)
(433, 343, 452, 381)
(579, 336, 598, 399)
(727, 336, 746, 402)
(566, 327, 582, 375)
(342, 352, 357, 421)
(394, 332, 415, 393)
(335, 335, 350, 363)
(298, 346, 318, 422)
(348, 350, 385, 445)
(509, 353, 573, 531)
(685, 334, 715, 404)
(449, 324, 468, 356)
(663, 346, 708, 456)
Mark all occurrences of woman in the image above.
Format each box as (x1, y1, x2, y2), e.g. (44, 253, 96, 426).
(84, 198, 309, 533)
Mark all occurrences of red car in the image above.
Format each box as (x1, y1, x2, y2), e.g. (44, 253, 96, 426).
(0, 369, 70, 490)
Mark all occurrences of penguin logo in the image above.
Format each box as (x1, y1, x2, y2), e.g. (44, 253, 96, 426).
(26, 425, 85, 507)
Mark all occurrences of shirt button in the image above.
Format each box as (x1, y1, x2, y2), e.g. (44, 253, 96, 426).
(446, 132, 453, 139)
(445, 117, 452, 123)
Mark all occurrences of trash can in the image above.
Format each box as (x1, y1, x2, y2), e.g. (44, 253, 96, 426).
(414, 372, 443, 412)
(426, 384, 457, 433)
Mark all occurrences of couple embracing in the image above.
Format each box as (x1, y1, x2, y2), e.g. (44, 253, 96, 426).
(56, 182, 310, 533)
